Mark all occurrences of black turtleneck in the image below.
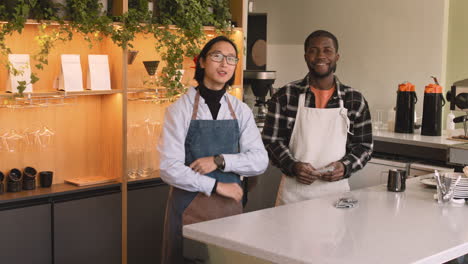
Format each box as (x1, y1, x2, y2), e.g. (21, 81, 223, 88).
(197, 84, 226, 120)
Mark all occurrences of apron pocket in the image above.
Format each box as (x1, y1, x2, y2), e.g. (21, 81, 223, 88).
(182, 193, 242, 226)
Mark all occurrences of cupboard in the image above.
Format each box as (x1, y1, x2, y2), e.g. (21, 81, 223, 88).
(0, 1, 245, 263)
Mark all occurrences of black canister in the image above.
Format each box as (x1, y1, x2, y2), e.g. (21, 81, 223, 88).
(0, 172, 4, 194)
(421, 84, 445, 136)
(7, 168, 22, 192)
(395, 82, 417, 133)
(22, 167, 37, 190)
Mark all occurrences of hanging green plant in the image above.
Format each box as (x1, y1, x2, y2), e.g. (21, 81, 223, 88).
(66, 0, 114, 47)
(111, 8, 150, 48)
(128, 0, 149, 15)
(145, 0, 233, 97)
(0, 0, 234, 98)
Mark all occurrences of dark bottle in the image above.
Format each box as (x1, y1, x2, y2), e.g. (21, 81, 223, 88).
(395, 82, 417, 133)
(421, 84, 445, 136)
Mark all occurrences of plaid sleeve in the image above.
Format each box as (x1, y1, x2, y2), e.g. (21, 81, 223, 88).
(261, 87, 298, 176)
(339, 91, 373, 178)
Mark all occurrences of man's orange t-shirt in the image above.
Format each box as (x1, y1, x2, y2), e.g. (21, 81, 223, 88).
(310, 86, 335, 108)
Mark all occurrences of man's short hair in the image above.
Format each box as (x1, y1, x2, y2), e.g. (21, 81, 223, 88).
(304, 30, 339, 52)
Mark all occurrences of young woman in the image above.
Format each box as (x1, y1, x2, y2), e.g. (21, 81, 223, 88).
(159, 36, 268, 264)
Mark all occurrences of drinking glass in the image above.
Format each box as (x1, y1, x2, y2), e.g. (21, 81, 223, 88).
(373, 109, 385, 130)
(127, 124, 141, 179)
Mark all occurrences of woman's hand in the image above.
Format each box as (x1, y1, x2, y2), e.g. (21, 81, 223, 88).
(216, 182, 243, 202)
(190, 156, 217, 175)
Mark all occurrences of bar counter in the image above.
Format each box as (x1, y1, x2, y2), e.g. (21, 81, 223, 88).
(184, 177, 468, 264)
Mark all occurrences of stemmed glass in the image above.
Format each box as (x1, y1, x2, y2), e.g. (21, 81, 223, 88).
(38, 125, 55, 149)
(0, 129, 8, 153)
(5, 129, 25, 153)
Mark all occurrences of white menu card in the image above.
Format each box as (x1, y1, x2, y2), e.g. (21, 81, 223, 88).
(58, 54, 83, 91)
(87, 55, 111, 90)
(6, 54, 33, 93)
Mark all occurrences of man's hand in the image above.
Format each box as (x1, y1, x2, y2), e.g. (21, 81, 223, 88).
(216, 182, 243, 202)
(320, 161, 345, 182)
(293, 162, 320, 185)
(189, 156, 217, 175)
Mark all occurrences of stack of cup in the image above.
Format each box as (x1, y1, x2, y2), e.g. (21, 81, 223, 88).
(0, 172, 4, 194)
(22, 167, 37, 190)
(7, 169, 22, 192)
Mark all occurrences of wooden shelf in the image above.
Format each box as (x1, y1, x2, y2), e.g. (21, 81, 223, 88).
(0, 20, 242, 32)
(0, 89, 123, 98)
(127, 170, 161, 183)
(127, 88, 156, 93)
(0, 180, 121, 205)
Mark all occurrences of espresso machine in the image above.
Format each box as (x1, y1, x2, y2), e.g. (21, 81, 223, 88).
(243, 70, 276, 127)
(446, 79, 468, 168)
(447, 78, 468, 137)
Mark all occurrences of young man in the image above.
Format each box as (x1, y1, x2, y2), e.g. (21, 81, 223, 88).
(262, 30, 373, 205)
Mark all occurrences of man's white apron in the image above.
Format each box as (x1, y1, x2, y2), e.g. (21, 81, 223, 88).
(277, 93, 351, 205)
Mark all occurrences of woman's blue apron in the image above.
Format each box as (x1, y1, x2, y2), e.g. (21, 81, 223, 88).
(161, 91, 243, 264)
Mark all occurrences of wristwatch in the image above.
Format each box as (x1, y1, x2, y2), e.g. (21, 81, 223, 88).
(214, 154, 225, 171)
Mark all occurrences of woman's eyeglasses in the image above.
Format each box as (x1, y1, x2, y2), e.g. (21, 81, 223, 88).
(208, 52, 239, 66)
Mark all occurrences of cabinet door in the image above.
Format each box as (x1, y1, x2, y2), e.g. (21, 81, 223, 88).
(244, 164, 283, 212)
(350, 158, 407, 190)
(0, 203, 52, 264)
(54, 193, 122, 264)
(128, 183, 169, 264)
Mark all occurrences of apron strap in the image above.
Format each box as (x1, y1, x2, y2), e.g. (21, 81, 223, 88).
(338, 100, 353, 135)
(226, 95, 237, 120)
(192, 91, 237, 120)
(298, 93, 306, 115)
(192, 91, 201, 120)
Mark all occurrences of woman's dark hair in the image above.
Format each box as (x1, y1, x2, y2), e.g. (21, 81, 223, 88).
(194, 36, 238, 87)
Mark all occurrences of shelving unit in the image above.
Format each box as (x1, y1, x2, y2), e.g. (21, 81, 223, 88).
(0, 1, 246, 263)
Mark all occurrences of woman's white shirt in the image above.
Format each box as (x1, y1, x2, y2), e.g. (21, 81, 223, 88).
(158, 87, 269, 195)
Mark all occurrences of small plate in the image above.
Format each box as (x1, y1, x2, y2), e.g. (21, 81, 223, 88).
(420, 178, 437, 188)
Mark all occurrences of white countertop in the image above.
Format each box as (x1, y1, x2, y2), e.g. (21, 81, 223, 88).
(373, 130, 462, 149)
(184, 178, 468, 264)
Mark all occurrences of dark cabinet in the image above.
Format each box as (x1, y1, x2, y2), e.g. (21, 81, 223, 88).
(128, 181, 169, 264)
(244, 164, 282, 212)
(53, 192, 122, 264)
(0, 203, 52, 264)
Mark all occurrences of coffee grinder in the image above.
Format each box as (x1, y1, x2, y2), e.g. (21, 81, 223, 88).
(243, 70, 276, 127)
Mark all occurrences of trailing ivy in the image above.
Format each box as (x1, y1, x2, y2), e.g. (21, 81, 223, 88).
(145, 0, 233, 96)
(0, 0, 233, 97)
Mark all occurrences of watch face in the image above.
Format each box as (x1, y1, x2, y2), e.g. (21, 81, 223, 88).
(214, 155, 223, 167)
(214, 155, 225, 170)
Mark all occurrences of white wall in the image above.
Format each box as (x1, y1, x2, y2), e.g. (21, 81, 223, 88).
(447, 0, 468, 87)
(251, 0, 447, 118)
(445, 0, 468, 124)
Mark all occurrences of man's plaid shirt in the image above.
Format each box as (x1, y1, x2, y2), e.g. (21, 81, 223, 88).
(261, 75, 373, 178)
